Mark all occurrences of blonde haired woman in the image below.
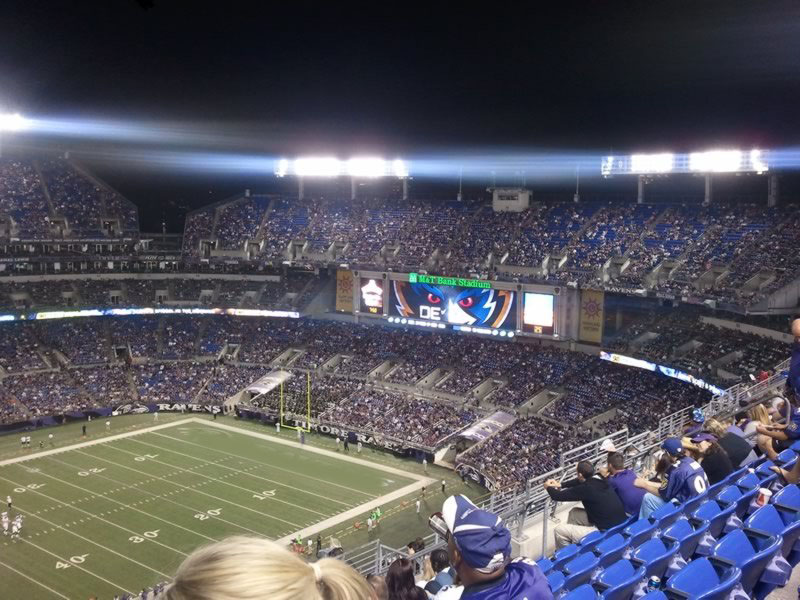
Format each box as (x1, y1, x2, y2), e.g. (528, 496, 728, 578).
(160, 536, 374, 600)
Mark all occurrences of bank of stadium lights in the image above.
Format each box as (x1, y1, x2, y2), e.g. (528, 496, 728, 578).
(601, 148, 769, 177)
(274, 156, 409, 178)
(0, 113, 30, 132)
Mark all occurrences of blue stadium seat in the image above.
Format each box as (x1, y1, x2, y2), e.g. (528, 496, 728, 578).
(562, 552, 600, 591)
(678, 491, 708, 517)
(638, 592, 667, 600)
(663, 557, 742, 600)
(772, 484, 800, 511)
(547, 569, 565, 595)
(737, 469, 777, 491)
(710, 528, 786, 599)
(662, 516, 711, 561)
(592, 533, 628, 569)
(622, 518, 657, 548)
(552, 543, 581, 572)
(536, 557, 554, 574)
(776, 448, 797, 464)
(716, 484, 759, 519)
(745, 503, 800, 566)
(692, 499, 738, 539)
(605, 516, 636, 538)
(579, 530, 606, 548)
(593, 558, 646, 600)
(704, 478, 728, 500)
(629, 538, 681, 579)
(648, 501, 681, 529)
(562, 583, 599, 600)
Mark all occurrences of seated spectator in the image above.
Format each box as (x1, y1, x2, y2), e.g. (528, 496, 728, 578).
(423, 549, 455, 597)
(704, 417, 757, 467)
(385, 558, 426, 600)
(429, 494, 552, 600)
(682, 432, 733, 485)
(635, 438, 709, 519)
(756, 383, 800, 460)
(606, 452, 645, 516)
(544, 460, 627, 549)
(160, 535, 372, 600)
(739, 404, 771, 447)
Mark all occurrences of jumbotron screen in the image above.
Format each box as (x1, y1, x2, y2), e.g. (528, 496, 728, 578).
(522, 292, 555, 335)
(359, 277, 384, 314)
(389, 280, 517, 330)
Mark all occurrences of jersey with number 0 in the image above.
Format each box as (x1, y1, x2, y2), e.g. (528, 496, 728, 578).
(660, 456, 708, 503)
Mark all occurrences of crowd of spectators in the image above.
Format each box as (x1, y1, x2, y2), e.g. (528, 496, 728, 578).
(134, 362, 210, 404)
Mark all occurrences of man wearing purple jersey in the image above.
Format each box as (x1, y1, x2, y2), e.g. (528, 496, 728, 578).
(635, 438, 709, 519)
(429, 494, 553, 600)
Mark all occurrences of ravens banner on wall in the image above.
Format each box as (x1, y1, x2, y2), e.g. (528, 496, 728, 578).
(390, 280, 517, 330)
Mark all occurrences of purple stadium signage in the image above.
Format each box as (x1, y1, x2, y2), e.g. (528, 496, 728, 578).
(457, 411, 515, 442)
(111, 402, 222, 416)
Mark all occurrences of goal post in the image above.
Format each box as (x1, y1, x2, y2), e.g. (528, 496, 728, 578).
(279, 371, 311, 432)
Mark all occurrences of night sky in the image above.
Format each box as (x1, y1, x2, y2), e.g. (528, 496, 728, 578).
(2, 1, 799, 230)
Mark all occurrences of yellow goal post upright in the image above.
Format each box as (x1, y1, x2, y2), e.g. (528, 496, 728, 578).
(279, 371, 311, 432)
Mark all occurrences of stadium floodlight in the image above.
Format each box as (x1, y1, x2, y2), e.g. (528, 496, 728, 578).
(275, 158, 290, 178)
(392, 158, 409, 178)
(0, 113, 29, 132)
(630, 153, 673, 174)
(750, 149, 768, 174)
(294, 156, 343, 178)
(346, 157, 387, 178)
(689, 150, 742, 173)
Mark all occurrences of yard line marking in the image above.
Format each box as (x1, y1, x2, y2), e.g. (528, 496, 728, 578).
(0, 472, 188, 560)
(151, 427, 381, 497)
(20, 537, 136, 595)
(0, 418, 195, 467)
(3, 500, 170, 580)
(126, 436, 344, 512)
(102, 441, 327, 521)
(0, 558, 71, 599)
(74, 448, 307, 530)
(44, 455, 268, 540)
(39, 456, 217, 543)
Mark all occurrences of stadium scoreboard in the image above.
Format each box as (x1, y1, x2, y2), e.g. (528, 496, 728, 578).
(351, 271, 562, 339)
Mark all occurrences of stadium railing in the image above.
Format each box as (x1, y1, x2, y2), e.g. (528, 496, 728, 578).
(342, 357, 792, 576)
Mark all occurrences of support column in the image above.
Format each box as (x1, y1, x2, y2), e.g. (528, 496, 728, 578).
(298, 177, 305, 200)
(637, 175, 645, 204)
(402, 178, 408, 200)
(351, 177, 357, 201)
(704, 174, 713, 204)
(768, 173, 779, 207)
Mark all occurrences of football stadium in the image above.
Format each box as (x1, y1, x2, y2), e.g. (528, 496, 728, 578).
(1, 2, 800, 600)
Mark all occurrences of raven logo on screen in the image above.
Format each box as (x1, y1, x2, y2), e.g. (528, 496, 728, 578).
(392, 281, 514, 328)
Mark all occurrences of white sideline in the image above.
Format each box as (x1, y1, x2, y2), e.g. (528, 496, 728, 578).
(0, 418, 195, 467)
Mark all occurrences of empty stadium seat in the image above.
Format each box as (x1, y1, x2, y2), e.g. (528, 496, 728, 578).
(562, 583, 599, 600)
(536, 556, 554, 574)
(772, 484, 800, 511)
(648, 501, 682, 529)
(737, 469, 777, 491)
(562, 552, 600, 591)
(547, 569, 565, 595)
(593, 558, 646, 600)
(663, 557, 742, 600)
(591, 533, 629, 569)
(710, 528, 787, 599)
(745, 503, 800, 566)
(716, 484, 759, 519)
(622, 518, 657, 548)
(552, 544, 581, 572)
(691, 499, 739, 539)
(678, 491, 708, 516)
(579, 530, 606, 548)
(629, 538, 681, 579)
(662, 516, 712, 560)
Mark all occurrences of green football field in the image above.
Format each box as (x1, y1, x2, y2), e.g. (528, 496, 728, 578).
(0, 414, 475, 600)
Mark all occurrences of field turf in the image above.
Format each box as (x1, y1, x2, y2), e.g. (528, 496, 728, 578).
(0, 414, 477, 599)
